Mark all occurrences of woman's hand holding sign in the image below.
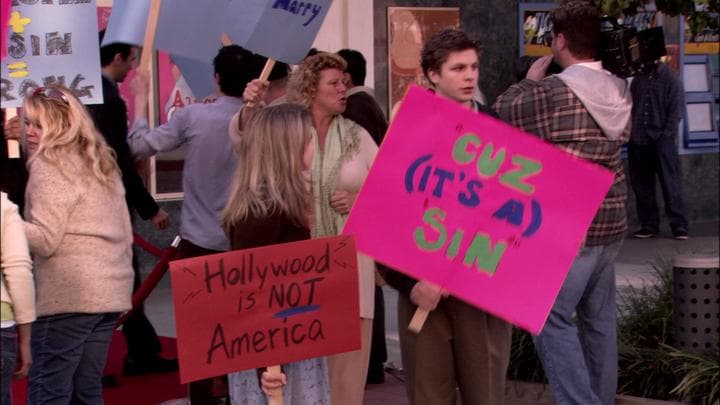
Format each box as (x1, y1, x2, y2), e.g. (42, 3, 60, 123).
(329, 190, 357, 215)
(239, 79, 269, 132)
(262, 365, 287, 405)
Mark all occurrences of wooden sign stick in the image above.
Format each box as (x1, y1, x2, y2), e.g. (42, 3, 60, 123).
(221, 32, 232, 47)
(266, 365, 283, 405)
(258, 58, 277, 82)
(138, 0, 162, 73)
(5, 108, 20, 159)
(408, 308, 429, 333)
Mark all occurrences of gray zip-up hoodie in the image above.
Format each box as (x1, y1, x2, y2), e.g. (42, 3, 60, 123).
(556, 61, 632, 140)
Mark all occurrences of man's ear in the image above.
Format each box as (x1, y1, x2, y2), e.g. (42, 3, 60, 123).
(343, 72, 352, 87)
(427, 69, 440, 88)
(112, 52, 125, 65)
(554, 32, 567, 51)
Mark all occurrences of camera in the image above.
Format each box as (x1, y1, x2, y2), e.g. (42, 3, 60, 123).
(598, 17, 667, 78)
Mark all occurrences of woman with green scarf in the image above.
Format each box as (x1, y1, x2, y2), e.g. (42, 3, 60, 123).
(287, 52, 379, 405)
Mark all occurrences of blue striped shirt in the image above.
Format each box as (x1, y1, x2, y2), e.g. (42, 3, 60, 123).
(128, 96, 242, 251)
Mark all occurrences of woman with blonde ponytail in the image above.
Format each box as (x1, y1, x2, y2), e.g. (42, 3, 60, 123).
(222, 103, 331, 405)
(20, 85, 134, 404)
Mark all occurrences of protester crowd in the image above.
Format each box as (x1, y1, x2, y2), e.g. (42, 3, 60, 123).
(1, 1, 691, 404)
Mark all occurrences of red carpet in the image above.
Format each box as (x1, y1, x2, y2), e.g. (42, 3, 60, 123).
(12, 331, 187, 405)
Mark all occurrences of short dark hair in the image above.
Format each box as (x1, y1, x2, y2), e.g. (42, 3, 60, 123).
(213, 46, 290, 97)
(551, 0, 601, 59)
(337, 49, 366, 86)
(98, 29, 133, 67)
(246, 53, 291, 82)
(421, 28, 481, 81)
(305, 48, 320, 60)
(211, 45, 246, 97)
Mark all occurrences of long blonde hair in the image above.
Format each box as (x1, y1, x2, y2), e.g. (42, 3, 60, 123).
(222, 103, 313, 231)
(23, 85, 119, 187)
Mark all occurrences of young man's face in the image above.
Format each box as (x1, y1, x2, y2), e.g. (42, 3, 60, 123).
(428, 48, 479, 105)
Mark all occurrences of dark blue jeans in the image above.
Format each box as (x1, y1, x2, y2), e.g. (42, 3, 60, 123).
(1, 326, 17, 405)
(627, 137, 688, 233)
(28, 312, 119, 405)
(533, 239, 623, 405)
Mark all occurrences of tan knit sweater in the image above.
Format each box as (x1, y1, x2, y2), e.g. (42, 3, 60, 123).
(23, 154, 133, 317)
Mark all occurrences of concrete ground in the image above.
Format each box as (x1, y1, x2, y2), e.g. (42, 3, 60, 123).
(144, 221, 718, 404)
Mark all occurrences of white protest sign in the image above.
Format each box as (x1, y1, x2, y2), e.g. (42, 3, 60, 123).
(1, 0, 103, 108)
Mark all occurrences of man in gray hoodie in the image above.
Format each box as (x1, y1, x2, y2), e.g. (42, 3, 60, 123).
(494, 1, 631, 404)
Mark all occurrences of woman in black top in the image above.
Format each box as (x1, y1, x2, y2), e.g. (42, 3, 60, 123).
(221, 103, 330, 405)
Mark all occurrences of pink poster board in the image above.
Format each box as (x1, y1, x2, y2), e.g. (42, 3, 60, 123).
(343, 85, 614, 335)
(1, 0, 11, 61)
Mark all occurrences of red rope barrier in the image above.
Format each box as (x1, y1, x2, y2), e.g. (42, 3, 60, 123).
(117, 236, 181, 326)
(133, 233, 164, 258)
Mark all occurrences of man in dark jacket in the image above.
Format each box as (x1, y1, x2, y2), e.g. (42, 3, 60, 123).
(628, 62, 689, 240)
(338, 48, 389, 145)
(87, 31, 174, 377)
(337, 48, 390, 385)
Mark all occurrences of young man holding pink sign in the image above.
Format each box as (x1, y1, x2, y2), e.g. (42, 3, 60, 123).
(382, 29, 513, 405)
(494, 1, 631, 404)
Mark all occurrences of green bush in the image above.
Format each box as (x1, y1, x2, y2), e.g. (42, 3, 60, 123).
(617, 263, 676, 399)
(507, 262, 719, 404)
(668, 346, 720, 405)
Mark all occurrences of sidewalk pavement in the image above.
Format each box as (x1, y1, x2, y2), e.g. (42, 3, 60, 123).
(145, 221, 718, 405)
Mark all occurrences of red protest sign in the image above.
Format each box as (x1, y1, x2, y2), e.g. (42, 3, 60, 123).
(169, 235, 361, 384)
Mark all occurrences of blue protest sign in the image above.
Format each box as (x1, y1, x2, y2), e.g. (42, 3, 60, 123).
(171, 54, 215, 100)
(154, 0, 332, 65)
(1, 0, 103, 107)
(102, 0, 333, 69)
(154, 0, 227, 64)
(101, 0, 149, 47)
(225, 0, 332, 64)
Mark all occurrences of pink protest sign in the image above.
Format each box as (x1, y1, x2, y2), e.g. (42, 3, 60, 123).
(1, 0, 10, 61)
(343, 85, 614, 335)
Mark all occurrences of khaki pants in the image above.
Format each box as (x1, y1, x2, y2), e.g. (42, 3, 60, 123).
(398, 294, 512, 405)
(328, 318, 373, 405)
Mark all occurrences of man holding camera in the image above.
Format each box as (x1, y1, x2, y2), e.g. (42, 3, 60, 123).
(494, 1, 631, 404)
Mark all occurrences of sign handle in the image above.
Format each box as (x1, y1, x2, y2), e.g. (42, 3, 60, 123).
(259, 59, 276, 82)
(266, 365, 283, 405)
(221, 32, 232, 47)
(408, 308, 429, 333)
(139, 0, 162, 72)
(5, 108, 20, 159)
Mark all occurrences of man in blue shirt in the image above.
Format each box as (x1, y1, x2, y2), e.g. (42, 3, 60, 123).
(128, 45, 255, 254)
(628, 62, 689, 240)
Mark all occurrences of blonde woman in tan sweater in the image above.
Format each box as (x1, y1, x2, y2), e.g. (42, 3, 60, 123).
(20, 86, 134, 405)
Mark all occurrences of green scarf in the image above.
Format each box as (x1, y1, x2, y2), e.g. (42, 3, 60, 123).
(311, 115, 361, 238)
